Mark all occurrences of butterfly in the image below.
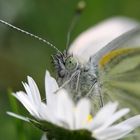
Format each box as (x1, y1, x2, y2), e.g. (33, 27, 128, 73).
(1, 17, 140, 114)
(52, 17, 140, 114)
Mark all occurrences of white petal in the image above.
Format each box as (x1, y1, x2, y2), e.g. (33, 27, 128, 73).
(27, 76, 42, 106)
(95, 115, 140, 140)
(69, 17, 139, 63)
(22, 76, 42, 112)
(37, 102, 50, 120)
(115, 115, 140, 129)
(95, 108, 130, 132)
(90, 102, 118, 130)
(94, 125, 131, 140)
(45, 71, 58, 106)
(13, 91, 39, 118)
(22, 82, 34, 103)
(75, 98, 91, 129)
(7, 112, 29, 122)
(37, 102, 57, 123)
(56, 89, 74, 129)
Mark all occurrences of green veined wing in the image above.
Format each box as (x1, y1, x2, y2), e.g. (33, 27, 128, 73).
(99, 48, 140, 114)
(98, 47, 140, 140)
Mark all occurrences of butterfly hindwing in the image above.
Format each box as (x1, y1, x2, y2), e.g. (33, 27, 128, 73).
(99, 47, 140, 114)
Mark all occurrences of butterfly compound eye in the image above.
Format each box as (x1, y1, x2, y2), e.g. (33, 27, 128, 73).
(65, 56, 78, 72)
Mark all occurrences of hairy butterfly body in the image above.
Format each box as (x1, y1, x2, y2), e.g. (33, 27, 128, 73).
(53, 50, 98, 102)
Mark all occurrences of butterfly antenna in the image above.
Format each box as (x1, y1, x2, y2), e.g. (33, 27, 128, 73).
(0, 19, 62, 53)
(66, 0, 86, 49)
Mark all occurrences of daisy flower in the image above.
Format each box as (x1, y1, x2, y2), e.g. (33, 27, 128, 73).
(7, 70, 140, 140)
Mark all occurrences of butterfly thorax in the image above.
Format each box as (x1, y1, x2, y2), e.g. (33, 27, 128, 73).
(52, 50, 98, 100)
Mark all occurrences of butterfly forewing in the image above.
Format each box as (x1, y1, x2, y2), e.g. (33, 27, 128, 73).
(92, 27, 140, 65)
(69, 17, 139, 64)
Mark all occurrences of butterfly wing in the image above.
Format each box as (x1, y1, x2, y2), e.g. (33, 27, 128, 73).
(95, 28, 140, 139)
(98, 47, 140, 113)
(98, 46, 140, 140)
(69, 17, 139, 64)
(93, 27, 140, 116)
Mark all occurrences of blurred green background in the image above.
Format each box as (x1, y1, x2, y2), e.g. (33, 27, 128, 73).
(0, 0, 140, 139)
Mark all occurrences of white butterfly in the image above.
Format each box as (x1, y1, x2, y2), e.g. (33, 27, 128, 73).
(52, 17, 140, 109)
(1, 17, 140, 111)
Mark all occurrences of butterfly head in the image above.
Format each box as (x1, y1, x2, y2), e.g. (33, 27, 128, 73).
(52, 50, 79, 78)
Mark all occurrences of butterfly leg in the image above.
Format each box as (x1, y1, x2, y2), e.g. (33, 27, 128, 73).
(56, 70, 80, 92)
(75, 70, 81, 92)
(87, 81, 104, 108)
(93, 80, 104, 108)
(99, 91, 104, 107)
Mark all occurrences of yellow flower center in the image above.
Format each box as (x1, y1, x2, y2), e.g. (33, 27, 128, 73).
(86, 114, 93, 122)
